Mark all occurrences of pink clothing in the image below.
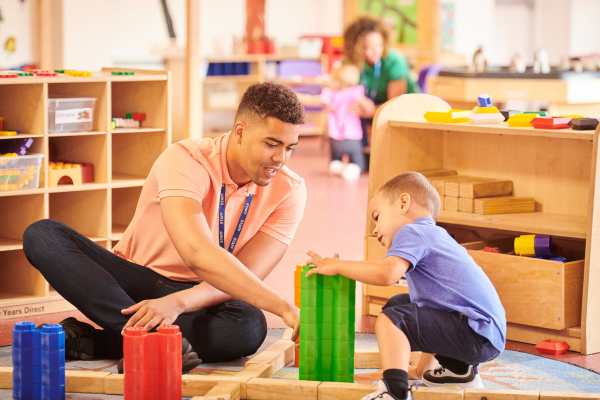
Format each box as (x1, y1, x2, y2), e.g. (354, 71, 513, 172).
(112, 133, 307, 282)
(320, 85, 365, 141)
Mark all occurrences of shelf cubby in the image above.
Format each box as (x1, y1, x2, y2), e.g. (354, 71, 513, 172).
(49, 189, 108, 240)
(0, 250, 47, 302)
(111, 186, 142, 240)
(111, 80, 169, 131)
(0, 83, 45, 136)
(48, 134, 108, 184)
(0, 194, 45, 251)
(112, 130, 167, 182)
(48, 81, 109, 133)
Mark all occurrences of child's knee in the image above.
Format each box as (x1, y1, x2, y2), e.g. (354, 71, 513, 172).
(376, 313, 395, 332)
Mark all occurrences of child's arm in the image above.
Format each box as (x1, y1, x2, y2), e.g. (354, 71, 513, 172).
(305, 251, 409, 286)
(295, 93, 325, 108)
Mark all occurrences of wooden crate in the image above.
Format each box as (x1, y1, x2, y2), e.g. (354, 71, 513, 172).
(0, 69, 171, 319)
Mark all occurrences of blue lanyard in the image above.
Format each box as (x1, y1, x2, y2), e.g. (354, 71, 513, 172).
(362, 60, 381, 101)
(219, 184, 253, 253)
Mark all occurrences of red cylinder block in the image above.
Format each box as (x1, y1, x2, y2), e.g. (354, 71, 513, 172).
(159, 384, 182, 400)
(158, 326, 182, 353)
(124, 371, 148, 390)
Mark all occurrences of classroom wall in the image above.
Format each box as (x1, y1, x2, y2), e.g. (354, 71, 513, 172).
(569, 0, 600, 56)
(0, 0, 37, 70)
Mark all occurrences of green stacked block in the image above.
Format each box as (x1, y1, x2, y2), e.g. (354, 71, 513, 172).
(299, 265, 355, 383)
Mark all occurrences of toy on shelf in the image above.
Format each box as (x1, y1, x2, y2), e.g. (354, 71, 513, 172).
(299, 264, 355, 383)
(0, 137, 33, 155)
(48, 161, 93, 186)
(569, 118, 599, 130)
(477, 93, 492, 107)
(123, 325, 182, 400)
(514, 234, 557, 257)
(561, 114, 584, 119)
(530, 116, 571, 130)
(113, 113, 146, 129)
(468, 106, 504, 124)
(535, 339, 570, 355)
(500, 110, 521, 121)
(111, 71, 135, 75)
(30, 69, 58, 77)
(64, 70, 93, 77)
(507, 113, 537, 127)
(523, 110, 550, 117)
(424, 109, 470, 123)
(0, 130, 18, 136)
(13, 322, 66, 400)
(0, 153, 41, 191)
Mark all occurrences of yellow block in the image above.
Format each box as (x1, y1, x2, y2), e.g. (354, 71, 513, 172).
(507, 113, 537, 127)
(472, 106, 500, 114)
(424, 109, 470, 123)
(560, 114, 584, 118)
(514, 235, 536, 256)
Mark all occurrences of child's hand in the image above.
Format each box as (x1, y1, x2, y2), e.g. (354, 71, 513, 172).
(305, 251, 340, 277)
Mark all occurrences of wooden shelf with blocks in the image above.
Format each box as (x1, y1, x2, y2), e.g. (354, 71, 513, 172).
(363, 94, 600, 354)
(0, 68, 171, 320)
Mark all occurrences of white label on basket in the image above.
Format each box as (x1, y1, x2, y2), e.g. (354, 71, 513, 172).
(55, 108, 93, 124)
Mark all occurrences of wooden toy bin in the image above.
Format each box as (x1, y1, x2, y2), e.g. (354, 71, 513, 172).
(362, 93, 600, 354)
(0, 69, 171, 321)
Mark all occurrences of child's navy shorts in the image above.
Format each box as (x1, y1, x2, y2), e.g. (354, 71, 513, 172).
(381, 294, 501, 365)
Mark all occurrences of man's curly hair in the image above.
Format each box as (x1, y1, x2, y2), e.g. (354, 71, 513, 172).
(343, 15, 391, 66)
(235, 82, 305, 126)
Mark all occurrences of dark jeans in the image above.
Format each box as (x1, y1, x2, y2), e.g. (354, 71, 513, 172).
(330, 138, 365, 171)
(381, 294, 501, 374)
(22, 219, 267, 363)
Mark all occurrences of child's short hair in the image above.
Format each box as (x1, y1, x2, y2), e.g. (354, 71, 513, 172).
(332, 65, 360, 89)
(373, 172, 441, 220)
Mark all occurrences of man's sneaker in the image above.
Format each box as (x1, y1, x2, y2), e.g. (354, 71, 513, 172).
(38, 317, 96, 361)
(422, 365, 484, 389)
(117, 336, 202, 374)
(361, 380, 415, 400)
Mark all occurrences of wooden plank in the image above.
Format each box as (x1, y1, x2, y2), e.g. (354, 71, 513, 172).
(540, 392, 600, 399)
(236, 363, 274, 379)
(507, 323, 581, 353)
(420, 169, 457, 178)
(459, 197, 474, 213)
(430, 178, 446, 197)
(318, 382, 377, 400)
(464, 389, 540, 400)
(565, 263, 585, 329)
(473, 196, 536, 215)
(354, 349, 421, 369)
(0, 367, 12, 389)
(413, 387, 465, 400)
(445, 196, 459, 212)
(245, 339, 294, 373)
(181, 376, 252, 399)
(282, 328, 294, 340)
(460, 179, 513, 199)
(65, 371, 111, 393)
(191, 381, 241, 400)
(104, 374, 123, 395)
(246, 378, 320, 400)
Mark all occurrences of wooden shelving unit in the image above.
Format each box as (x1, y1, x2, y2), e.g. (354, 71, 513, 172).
(363, 94, 600, 354)
(0, 68, 171, 320)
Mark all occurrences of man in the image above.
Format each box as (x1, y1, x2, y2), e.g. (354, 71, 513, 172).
(23, 82, 306, 371)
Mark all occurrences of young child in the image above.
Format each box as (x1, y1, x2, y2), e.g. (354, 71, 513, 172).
(305, 171, 506, 400)
(298, 65, 375, 180)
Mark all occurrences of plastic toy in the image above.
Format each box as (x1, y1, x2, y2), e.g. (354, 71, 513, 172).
(0, 71, 18, 78)
(424, 109, 470, 123)
(514, 234, 557, 257)
(299, 264, 355, 383)
(530, 116, 571, 129)
(0, 130, 17, 135)
(500, 110, 521, 121)
(468, 111, 504, 124)
(48, 162, 82, 187)
(111, 71, 135, 75)
(483, 247, 500, 254)
(0, 137, 33, 155)
(123, 325, 182, 400)
(13, 322, 66, 400)
(126, 113, 146, 122)
(64, 70, 92, 77)
(560, 114, 584, 119)
(507, 113, 537, 127)
(30, 69, 58, 77)
(294, 265, 302, 368)
(0, 153, 37, 191)
(535, 339, 570, 355)
(523, 111, 550, 117)
(569, 118, 599, 130)
(113, 118, 141, 129)
(477, 93, 492, 107)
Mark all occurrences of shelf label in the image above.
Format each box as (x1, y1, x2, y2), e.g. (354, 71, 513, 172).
(55, 108, 94, 124)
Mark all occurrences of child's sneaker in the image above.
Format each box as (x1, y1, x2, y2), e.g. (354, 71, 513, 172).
(342, 163, 361, 180)
(361, 380, 415, 400)
(422, 365, 484, 389)
(329, 160, 345, 175)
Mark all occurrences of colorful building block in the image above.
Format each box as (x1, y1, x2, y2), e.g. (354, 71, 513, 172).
(299, 265, 355, 383)
(112, 71, 135, 75)
(500, 110, 521, 121)
(423, 109, 470, 123)
(569, 118, 599, 131)
(123, 325, 182, 400)
(113, 118, 141, 129)
(468, 112, 504, 124)
(126, 113, 146, 122)
(560, 114, 584, 119)
(514, 234, 557, 257)
(64, 70, 93, 77)
(30, 70, 58, 77)
(472, 106, 500, 114)
(48, 162, 82, 187)
(507, 113, 537, 127)
(13, 322, 65, 400)
(523, 111, 550, 117)
(530, 116, 571, 129)
(535, 339, 570, 355)
(477, 93, 492, 107)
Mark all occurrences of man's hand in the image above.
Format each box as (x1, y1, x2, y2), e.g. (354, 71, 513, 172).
(280, 303, 300, 342)
(121, 294, 184, 335)
(305, 251, 340, 277)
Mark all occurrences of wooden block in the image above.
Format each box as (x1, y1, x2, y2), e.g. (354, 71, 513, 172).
(413, 387, 465, 400)
(104, 374, 123, 395)
(236, 363, 274, 379)
(473, 196, 536, 215)
(420, 169, 457, 178)
(246, 378, 320, 400)
(282, 328, 294, 340)
(464, 389, 540, 400)
(65, 371, 111, 393)
(459, 179, 513, 199)
(445, 196, 459, 211)
(444, 176, 478, 197)
(182, 376, 251, 399)
(318, 382, 377, 400)
(245, 339, 294, 373)
(191, 381, 241, 400)
(540, 391, 600, 399)
(0, 367, 12, 389)
(430, 178, 447, 197)
(354, 349, 421, 369)
(459, 197, 474, 213)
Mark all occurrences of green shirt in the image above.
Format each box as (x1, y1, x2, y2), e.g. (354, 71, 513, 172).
(361, 49, 420, 104)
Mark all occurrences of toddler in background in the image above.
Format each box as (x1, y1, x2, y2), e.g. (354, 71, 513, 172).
(298, 65, 375, 180)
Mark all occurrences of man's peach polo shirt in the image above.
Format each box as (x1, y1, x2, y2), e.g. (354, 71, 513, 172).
(113, 133, 307, 282)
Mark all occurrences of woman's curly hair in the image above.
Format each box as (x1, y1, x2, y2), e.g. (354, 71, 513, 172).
(343, 15, 391, 66)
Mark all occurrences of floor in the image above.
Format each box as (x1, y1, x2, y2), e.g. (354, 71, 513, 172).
(1, 136, 600, 374)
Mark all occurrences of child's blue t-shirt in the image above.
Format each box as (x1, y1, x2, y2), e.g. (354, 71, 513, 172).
(386, 217, 507, 353)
